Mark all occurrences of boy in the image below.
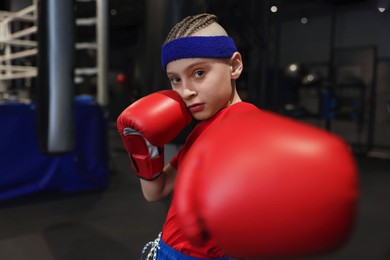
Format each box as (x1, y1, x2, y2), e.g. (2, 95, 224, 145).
(118, 12, 357, 260)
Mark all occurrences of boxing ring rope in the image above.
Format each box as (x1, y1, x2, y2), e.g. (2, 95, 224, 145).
(0, 3, 37, 81)
(74, 0, 109, 106)
(0, 0, 109, 106)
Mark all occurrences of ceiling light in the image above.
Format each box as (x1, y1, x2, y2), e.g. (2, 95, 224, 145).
(270, 5, 278, 13)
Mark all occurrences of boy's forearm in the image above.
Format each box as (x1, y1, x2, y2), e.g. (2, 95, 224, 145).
(140, 163, 176, 202)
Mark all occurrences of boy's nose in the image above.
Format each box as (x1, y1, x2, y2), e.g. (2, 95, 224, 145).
(182, 84, 197, 100)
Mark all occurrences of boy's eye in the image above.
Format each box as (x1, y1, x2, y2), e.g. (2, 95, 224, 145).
(170, 77, 181, 84)
(194, 70, 205, 78)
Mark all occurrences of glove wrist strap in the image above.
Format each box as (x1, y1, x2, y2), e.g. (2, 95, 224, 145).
(129, 149, 164, 180)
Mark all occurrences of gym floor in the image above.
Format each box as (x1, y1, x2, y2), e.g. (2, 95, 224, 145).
(0, 124, 389, 260)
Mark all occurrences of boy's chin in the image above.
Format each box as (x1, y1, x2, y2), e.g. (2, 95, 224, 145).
(192, 113, 210, 121)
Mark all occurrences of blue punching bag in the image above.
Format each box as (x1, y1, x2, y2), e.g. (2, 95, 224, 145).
(37, 0, 75, 154)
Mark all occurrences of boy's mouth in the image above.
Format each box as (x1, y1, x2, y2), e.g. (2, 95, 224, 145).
(188, 103, 205, 113)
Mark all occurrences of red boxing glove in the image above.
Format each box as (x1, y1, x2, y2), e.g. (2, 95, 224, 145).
(173, 104, 358, 258)
(117, 90, 192, 180)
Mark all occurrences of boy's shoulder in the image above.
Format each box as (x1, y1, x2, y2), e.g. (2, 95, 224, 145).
(226, 101, 259, 114)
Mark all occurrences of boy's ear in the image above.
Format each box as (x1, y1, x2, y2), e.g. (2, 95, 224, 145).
(230, 52, 243, 80)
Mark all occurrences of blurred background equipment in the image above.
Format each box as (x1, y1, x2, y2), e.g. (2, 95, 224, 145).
(0, 0, 109, 200)
(37, 0, 75, 154)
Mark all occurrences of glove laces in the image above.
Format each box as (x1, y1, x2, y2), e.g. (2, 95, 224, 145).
(141, 232, 161, 260)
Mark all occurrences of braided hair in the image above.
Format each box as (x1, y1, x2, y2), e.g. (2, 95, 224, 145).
(164, 13, 218, 44)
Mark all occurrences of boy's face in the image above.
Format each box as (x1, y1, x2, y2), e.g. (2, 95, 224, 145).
(166, 57, 238, 121)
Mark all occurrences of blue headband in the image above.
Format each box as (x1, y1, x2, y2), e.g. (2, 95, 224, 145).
(161, 36, 237, 71)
